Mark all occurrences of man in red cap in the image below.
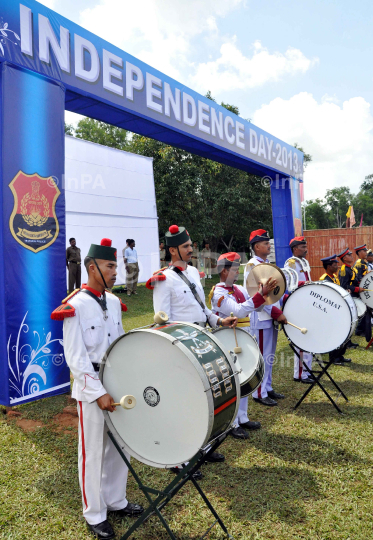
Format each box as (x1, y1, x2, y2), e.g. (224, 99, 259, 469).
(353, 244, 371, 339)
(244, 230, 287, 406)
(149, 225, 237, 475)
(211, 252, 277, 438)
(284, 236, 314, 383)
(52, 239, 143, 540)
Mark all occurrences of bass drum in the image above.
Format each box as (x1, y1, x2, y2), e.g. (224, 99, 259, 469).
(353, 297, 367, 319)
(360, 270, 373, 309)
(100, 322, 240, 469)
(283, 282, 358, 354)
(212, 327, 264, 397)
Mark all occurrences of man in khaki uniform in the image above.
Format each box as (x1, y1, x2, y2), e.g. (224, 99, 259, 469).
(201, 242, 212, 278)
(159, 241, 166, 267)
(66, 237, 81, 294)
(191, 241, 199, 269)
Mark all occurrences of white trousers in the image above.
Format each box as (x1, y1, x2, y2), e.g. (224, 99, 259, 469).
(77, 401, 129, 525)
(293, 348, 313, 380)
(251, 327, 278, 400)
(233, 396, 249, 427)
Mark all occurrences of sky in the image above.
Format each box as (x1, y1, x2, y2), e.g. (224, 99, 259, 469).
(41, 0, 373, 201)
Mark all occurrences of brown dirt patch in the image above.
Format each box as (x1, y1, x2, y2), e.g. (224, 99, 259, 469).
(54, 412, 79, 432)
(7, 410, 22, 418)
(16, 418, 44, 432)
(62, 406, 78, 417)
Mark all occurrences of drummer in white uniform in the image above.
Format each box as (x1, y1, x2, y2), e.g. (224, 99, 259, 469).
(148, 224, 237, 475)
(284, 236, 314, 384)
(244, 229, 287, 407)
(52, 239, 143, 540)
(211, 252, 277, 439)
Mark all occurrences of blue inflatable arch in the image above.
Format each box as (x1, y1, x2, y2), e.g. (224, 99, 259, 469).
(0, 0, 303, 405)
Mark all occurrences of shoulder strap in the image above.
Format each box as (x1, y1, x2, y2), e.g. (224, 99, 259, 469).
(170, 266, 206, 312)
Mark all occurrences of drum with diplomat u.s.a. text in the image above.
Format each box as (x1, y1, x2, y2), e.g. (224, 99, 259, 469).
(360, 270, 373, 309)
(100, 322, 240, 468)
(282, 281, 358, 354)
(212, 327, 264, 397)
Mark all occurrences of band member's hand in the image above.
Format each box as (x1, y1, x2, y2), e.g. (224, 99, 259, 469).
(359, 287, 365, 293)
(221, 316, 238, 328)
(97, 393, 116, 412)
(260, 277, 277, 297)
(277, 313, 288, 325)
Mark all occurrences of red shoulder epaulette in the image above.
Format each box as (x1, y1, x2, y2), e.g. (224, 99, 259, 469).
(51, 303, 76, 320)
(120, 300, 128, 312)
(199, 272, 206, 279)
(146, 271, 166, 290)
(61, 288, 81, 304)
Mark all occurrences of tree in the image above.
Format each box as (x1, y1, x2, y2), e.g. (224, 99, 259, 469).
(65, 123, 74, 136)
(303, 199, 331, 229)
(293, 143, 312, 168)
(325, 187, 353, 228)
(75, 118, 128, 151)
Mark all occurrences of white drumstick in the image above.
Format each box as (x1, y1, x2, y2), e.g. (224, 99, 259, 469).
(286, 322, 307, 334)
(154, 311, 169, 324)
(112, 395, 136, 409)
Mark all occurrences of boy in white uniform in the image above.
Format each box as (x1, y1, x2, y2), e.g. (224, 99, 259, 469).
(244, 229, 287, 407)
(284, 236, 314, 384)
(53, 238, 143, 540)
(211, 252, 277, 438)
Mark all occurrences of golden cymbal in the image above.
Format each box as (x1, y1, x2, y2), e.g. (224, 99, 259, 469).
(245, 263, 286, 305)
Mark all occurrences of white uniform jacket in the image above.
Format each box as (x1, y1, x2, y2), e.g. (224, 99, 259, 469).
(211, 282, 265, 320)
(63, 290, 124, 403)
(244, 256, 283, 329)
(153, 265, 219, 327)
(284, 257, 311, 283)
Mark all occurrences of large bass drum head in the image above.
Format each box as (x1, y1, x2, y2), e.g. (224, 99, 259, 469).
(212, 327, 264, 396)
(101, 330, 210, 468)
(283, 282, 356, 354)
(360, 270, 373, 308)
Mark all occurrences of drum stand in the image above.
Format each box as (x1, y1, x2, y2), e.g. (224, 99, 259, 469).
(290, 344, 348, 414)
(107, 429, 235, 540)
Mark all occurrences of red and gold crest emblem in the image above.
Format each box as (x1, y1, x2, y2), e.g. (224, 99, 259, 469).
(9, 171, 61, 253)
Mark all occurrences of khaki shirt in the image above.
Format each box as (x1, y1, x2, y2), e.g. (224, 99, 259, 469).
(160, 248, 166, 261)
(66, 245, 81, 264)
(201, 248, 211, 261)
(192, 246, 199, 259)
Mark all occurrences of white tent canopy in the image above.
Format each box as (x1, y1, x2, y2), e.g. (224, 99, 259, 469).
(65, 136, 159, 286)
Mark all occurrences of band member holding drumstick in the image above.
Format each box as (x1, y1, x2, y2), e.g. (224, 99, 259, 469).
(52, 239, 143, 540)
(244, 230, 288, 407)
(353, 244, 371, 340)
(211, 252, 277, 438)
(337, 247, 364, 349)
(148, 225, 237, 475)
(319, 254, 352, 365)
(284, 236, 314, 384)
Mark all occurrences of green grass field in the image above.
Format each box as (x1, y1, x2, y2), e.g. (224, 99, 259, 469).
(1, 277, 373, 540)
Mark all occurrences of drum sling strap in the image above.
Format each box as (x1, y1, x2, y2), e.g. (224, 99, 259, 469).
(170, 266, 210, 325)
(80, 288, 108, 372)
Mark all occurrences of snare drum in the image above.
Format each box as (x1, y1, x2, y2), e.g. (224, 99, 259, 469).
(283, 281, 358, 354)
(100, 322, 240, 468)
(212, 327, 264, 397)
(353, 298, 367, 319)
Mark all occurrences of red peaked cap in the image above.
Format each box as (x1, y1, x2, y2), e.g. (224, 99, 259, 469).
(217, 252, 241, 271)
(101, 238, 112, 247)
(289, 236, 307, 248)
(249, 229, 270, 245)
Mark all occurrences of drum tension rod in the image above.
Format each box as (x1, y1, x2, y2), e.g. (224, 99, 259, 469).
(204, 370, 241, 393)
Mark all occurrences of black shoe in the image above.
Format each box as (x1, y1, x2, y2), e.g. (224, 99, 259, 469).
(170, 467, 203, 480)
(253, 396, 278, 407)
(112, 502, 144, 518)
(267, 390, 285, 400)
(341, 357, 352, 363)
(239, 420, 261, 430)
(332, 358, 344, 365)
(229, 426, 250, 439)
(294, 376, 314, 384)
(355, 331, 365, 336)
(205, 451, 225, 463)
(87, 520, 115, 540)
(347, 342, 358, 349)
